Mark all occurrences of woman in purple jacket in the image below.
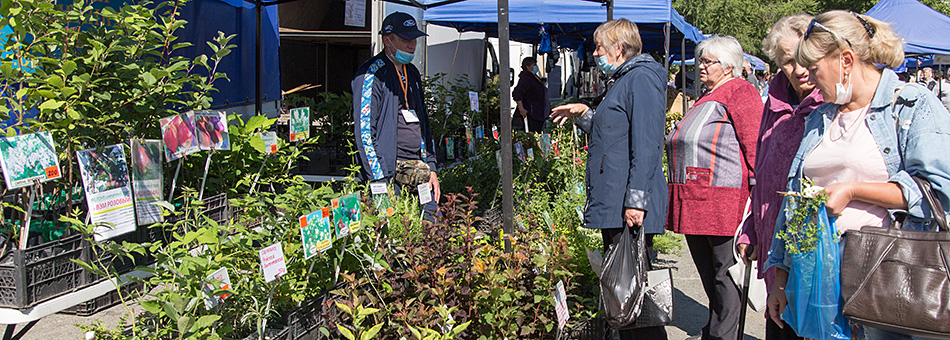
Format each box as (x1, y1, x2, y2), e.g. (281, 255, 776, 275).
(513, 57, 548, 132)
(736, 14, 823, 340)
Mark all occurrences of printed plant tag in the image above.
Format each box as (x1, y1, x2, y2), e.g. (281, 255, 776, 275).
(332, 193, 362, 235)
(446, 137, 455, 160)
(418, 182, 432, 204)
(160, 112, 200, 161)
(194, 110, 230, 150)
(554, 280, 570, 329)
(475, 126, 484, 139)
(371, 182, 393, 216)
(300, 207, 333, 259)
(526, 148, 535, 161)
(575, 205, 585, 221)
(492, 125, 499, 141)
(131, 139, 164, 226)
(261, 131, 278, 154)
(468, 91, 479, 112)
(259, 242, 288, 283)
(77, 144, 136, 241)
(289, 107, 310, 142)
(0, 131, 62, 189)
(370, 182, 388, 194)
(516, 214, 525, 229)
(203, 267, 232, 310)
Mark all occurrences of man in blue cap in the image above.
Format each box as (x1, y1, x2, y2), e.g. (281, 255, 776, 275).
(351, 12, 439, 217)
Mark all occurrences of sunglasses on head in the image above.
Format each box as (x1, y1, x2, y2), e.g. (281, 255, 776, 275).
(803, 12, 876, 47)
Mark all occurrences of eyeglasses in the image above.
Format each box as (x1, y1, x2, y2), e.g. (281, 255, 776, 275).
(804, 19, 852, 48)
(698, 58, 721, 66)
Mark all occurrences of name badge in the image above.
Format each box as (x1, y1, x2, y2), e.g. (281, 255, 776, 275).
(401, 109, 419, 123)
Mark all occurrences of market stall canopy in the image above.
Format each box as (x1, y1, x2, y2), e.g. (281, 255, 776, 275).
(421, 0, 705, 53)
(865, 0, 950, 55)
(174, 0, 281, 109)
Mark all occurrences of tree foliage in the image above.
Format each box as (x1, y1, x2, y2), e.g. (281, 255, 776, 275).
(674, 0, 950, 61)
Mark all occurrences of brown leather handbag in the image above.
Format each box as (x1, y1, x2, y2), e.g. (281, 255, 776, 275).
(840, 176, 950, 338)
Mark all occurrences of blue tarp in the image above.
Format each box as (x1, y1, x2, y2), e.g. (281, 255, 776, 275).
(175, 0, 281, 109)
(865, 0, 950, 55)
(422, 0, 704, 54)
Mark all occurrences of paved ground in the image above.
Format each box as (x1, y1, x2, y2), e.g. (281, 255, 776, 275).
(16, 242, 766, 340)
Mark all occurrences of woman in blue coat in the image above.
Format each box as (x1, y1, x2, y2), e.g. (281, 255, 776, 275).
(551, 18, 669, 339)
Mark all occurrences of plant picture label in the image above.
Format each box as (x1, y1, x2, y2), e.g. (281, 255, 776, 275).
(475, 126, 484, 139)
(261, 131, 278, 154)
(492, 125, 499, 141)
(370, 183, 393, 216)
(203, 267, 232, 310)
(0, 131, 62, 189)
(289, 107, 310, 142)
(332, 193, 362, 235)
(574, 183, 584, 195)
(370, 182, 388, 194)
(77, 144, 136, 241)
(299, 207, 333, 259)
(160, 112, 200, 162)
(526, 148, 535, 162)
(554, 280, 570, 329)
(259, 242, 288, 283)
(542, 211, 554, 230)
(539, 133, 551, 156)
(446, 137, 455, 160)
(418, 182, 432, 205)
(130, 139, 165, 226)
(516, 214, 525, 230)
(514, 142, 523, 156)
(194, 110, 230, 150)
(466, 127, 475, 156)
(575, 205, 585, 221)
(468, 91, 479, 112)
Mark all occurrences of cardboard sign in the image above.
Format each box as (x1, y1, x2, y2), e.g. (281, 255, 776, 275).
(468, 91, 479, 112)
(332, 193, 362, 235)
(300, 207, 332, 259)
(289, 107, 310, 142)
(77, 144, 137, 241)
(261, 131, 278, 154)
(554, 280, 570, 329)
(203, 267, 232, 310)
(418, 182, 432, 204)
(130, 139, 164, 226)
(160, 112, 200, 162)
(259, 242, 287, 283)
(0, 131, 62, 190)
(194, 110, 230, 150)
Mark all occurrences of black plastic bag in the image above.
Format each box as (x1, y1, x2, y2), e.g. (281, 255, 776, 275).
(600, 227, 648, 329)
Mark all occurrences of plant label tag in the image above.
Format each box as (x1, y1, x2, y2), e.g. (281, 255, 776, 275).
(475, 126, 484, 139)
(575, 206, 584, 221)
(370, 182, 388, 194)
(574, 183, 584, 195)
(468, 91, 479, 112)
(261, 131, 278, 154)
(542, 211, 554, 230)
(526, 148, 534, 161)
(418, 182, 432, 204)
(492, 125, 499, 141)
(554, 280, 570, 329)
(401, 109, 419, 123)
(516, 214, 525, 230)
(259, 242, 287, 283)
(203, 267, 232, 310)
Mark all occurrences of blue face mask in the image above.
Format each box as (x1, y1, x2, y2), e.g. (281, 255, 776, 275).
(393, 49, 414, 64)
(597, 55, 618, 76)
(532, 65, 540, 74)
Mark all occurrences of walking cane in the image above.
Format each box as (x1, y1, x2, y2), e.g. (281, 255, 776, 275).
(736, 247, 753, 340)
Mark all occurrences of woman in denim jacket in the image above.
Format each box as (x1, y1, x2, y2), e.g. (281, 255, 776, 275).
(764, 10, 950, 340)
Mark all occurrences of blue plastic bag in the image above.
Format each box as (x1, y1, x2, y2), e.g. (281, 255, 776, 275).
(782, 204, 851, 340)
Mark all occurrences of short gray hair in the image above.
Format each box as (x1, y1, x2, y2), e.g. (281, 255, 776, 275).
(762, 14, 813, 63)
(696, 35, 744, 78)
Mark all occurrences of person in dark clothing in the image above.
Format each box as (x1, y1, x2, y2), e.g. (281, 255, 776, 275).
(551, 18, 669, 340)
(513, 57, 548, 132)
(351, 12, 439, 217)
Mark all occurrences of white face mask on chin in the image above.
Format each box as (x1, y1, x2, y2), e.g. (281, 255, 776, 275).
(834, 55, 852, 105)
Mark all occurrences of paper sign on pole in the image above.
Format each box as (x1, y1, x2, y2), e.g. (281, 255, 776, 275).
(259, 242, 288, 283)
(203, 267, 232, 310)
(77, 144, 137, 241)
(344, 0, 366, 27)
(261, 131, 278, 154)
(468, 91, 479, 112)
(554, 280, 570, 329)
(418, 182, 432, 204)
(0, 131, 62, 190)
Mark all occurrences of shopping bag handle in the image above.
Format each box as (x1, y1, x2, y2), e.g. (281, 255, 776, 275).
(733, 197, 752, 262)
(911, 176, 948, 232)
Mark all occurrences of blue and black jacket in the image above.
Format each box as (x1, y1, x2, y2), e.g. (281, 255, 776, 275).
(351, 52, 437, 181)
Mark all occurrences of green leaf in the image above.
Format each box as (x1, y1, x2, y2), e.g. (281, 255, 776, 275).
(141, 300, 162, 314)
(38, 99, 63, 111)
(36, 90, 56, 99)
(335, 301, 353, 316)
(357, 307, 379, 317)
(46, 76, 64, 88)
(177, 315, 194, 333)
(245, 114, 267, 131)
(336, 325, 355, 340)
(361, 323, 382, 340)
(249, 135, 265, 153)
(162, 301, 180, 320)
(193, 315, 220, 331)
(62, 60, 76, 75)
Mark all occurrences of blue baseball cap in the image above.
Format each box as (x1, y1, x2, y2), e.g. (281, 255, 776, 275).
(379, 12, 427, 40)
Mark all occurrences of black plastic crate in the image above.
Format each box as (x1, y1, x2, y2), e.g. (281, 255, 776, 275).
(557, 317, 605, 340)
(0, 232, 88, 309)
(83, 231, 150, 284)
(60, 281, 146, 316)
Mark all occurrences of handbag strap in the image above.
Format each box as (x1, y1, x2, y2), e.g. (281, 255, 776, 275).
(911, 176, 948, 232)
(732, 198, 752, 262)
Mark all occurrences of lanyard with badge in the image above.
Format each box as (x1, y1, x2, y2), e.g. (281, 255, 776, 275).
(394, 63, 428, 159)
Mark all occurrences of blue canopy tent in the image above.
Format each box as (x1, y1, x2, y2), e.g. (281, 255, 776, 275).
(865, 0, 950, 55)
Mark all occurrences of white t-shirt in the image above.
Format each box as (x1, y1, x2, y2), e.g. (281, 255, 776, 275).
(803, 104, 892, 233)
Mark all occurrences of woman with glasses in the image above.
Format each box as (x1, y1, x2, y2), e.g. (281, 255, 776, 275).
(764, 10, 950, 340)
(736, 14, 822, 340)
(550, 18, 669, 339)
(666, 35, 764, 340)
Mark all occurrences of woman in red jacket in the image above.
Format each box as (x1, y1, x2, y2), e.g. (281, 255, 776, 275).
(666, 35, 764, 340)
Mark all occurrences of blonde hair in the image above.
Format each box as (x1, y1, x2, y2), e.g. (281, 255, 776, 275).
(594, 19, 642, 58)
(795, 10, 904, 69)
(762, 14, 813, 63)
(696, 35, 744, 78)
